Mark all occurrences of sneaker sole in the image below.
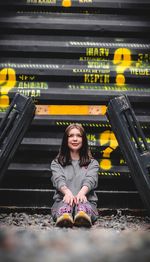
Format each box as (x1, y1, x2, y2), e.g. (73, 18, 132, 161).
(56, 213, 74, 228)
(74, 211, 92, 228)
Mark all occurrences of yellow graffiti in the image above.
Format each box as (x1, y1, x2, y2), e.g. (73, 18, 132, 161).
(27, 0, 56, 3)
(62, 0, 72, 7)
(113, 48, 131, 86)
(18, 81, 48, 89)
(86, 48, 109, 57)
(79, 0, 93, 3)
(0, 68, 16, 108)
(130, 67, 150, 76)
(99, 130, 118, 170)
(84, 74, 110, 83)
(18, 89, 40, 97)
(136, 53, 150, 67)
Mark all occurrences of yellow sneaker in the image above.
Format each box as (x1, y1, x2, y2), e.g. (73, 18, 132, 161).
(55, 213, 74, 228)
(74, 211, 92, 227)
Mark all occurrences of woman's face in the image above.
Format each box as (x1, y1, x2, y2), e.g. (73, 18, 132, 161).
(67, 127, 83, 152)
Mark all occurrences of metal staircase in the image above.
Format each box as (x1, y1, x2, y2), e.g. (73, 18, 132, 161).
(0, 0, 150, 213)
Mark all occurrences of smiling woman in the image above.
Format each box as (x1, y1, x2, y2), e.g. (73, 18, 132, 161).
(50, 123, 99, 228)
(67, 126, 83, 153)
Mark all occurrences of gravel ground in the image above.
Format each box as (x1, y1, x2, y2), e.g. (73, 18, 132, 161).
(0, 211, 150, 232)
(0, 211, 150, 262)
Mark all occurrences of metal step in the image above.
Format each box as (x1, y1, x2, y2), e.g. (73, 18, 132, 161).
(0, 12, 150, 38)
(0, 188, 144, 209)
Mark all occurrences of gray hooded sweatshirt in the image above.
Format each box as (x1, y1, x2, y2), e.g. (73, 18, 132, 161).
(51, 158, 99, 204)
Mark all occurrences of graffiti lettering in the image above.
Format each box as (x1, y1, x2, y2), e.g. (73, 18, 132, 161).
(79, 0, 93, 3)
(130, 68, 150, 76)
(27, 0, 56, 3)
(84, 74, 110, 83)
(86, 48, 109, 57)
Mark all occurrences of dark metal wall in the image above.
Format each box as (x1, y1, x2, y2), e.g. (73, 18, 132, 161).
(0, 0, 150, 211)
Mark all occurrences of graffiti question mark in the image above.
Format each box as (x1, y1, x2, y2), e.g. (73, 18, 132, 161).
(0, 68, 16, 108)
(113, 48, 131, 86)
(99, 130, 118, 170)
(62, 0, 72, 7)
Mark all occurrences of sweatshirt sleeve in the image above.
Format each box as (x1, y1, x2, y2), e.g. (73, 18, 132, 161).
(50, 159, 66, 190)
(82, 159, 99, 191)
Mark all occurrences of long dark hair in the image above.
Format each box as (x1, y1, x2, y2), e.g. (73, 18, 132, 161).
(56, 123, 92, 167)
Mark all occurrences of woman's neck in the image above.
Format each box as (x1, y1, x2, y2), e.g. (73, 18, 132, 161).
(70, 151, 80, 160)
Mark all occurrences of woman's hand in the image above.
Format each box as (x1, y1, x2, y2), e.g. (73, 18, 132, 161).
(60, 185, 75, 206)
(63, 190, 75, 206)
(74, 185, 89, 205)
(74, 193, 87, 205)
